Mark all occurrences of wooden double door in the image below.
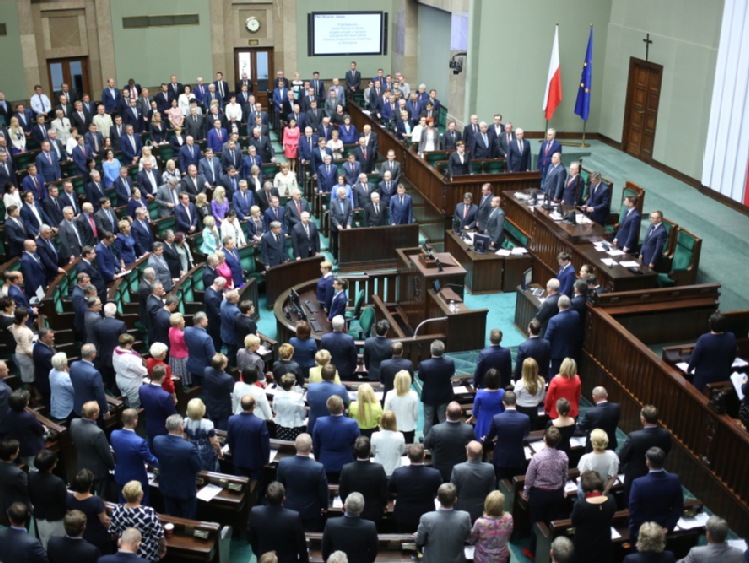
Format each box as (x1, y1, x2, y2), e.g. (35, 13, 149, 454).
(622, 57, 663, 163)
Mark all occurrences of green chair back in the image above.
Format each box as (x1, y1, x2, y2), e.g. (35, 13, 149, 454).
(483, 160, 505, 174)
(672, 229, 697, 272)
(358, 306, 376, 337)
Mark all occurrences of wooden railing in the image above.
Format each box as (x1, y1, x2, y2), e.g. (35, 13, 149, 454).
(581, 305, 749, 536)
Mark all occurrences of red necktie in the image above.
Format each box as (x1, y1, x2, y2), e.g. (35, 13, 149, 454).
(463, 206, 468, 219)
(89, 216, 98, 237)
(296, 202, 301, 214)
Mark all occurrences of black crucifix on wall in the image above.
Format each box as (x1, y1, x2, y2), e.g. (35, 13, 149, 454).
(643, 33, 653, 61)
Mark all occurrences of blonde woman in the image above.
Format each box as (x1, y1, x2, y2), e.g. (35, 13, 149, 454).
(349, 383, 382, 438)
(577, 429, 619, 495)
(514, 358, 546, 428)
(273, 162, 299, 196)
(247, 164, 263, 192)
(161, 158, 181, 185)
(109, 481, 165, 562)
(211, 186, 229, 223)
(326, 128, 344, 159)
(215, 250, 233, 289)
(544, 358, 582, 418)
(309, 349, 341, 384)
(8, 116, 26, 153)
(112, 333, 148, 408)
(469, 491, 513, 563)
(249, 205, 265, 241)
(184, 398, 222, 471)
(138, 145, 158, 173)
(200, 215, 221, 255)
(195, 192, 210, 223)
(370, 410, 406, 476)
(384, 370, 419, 444)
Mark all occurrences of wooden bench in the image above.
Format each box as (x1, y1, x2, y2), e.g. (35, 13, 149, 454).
(305, 532, 416, 563)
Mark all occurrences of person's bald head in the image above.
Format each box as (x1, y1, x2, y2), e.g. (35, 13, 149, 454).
(466, 440, 483, 460)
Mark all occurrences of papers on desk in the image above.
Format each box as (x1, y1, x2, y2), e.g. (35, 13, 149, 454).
(528, 439, 545, 453)
(731, 372, 745, 400)
(619, 260, 641, 268)
(332, 495, 343, 509)
(464, 546, 475, 559)
(733, 358, 749, 368)
(606, 249, 626, 257)
(452, 386, 470, 395)
(601, 258, 617, 267)
(611, 527, 622, 540)
(196, 483, 223, 502)
(495, 249, 511, 257)
(114, 270, 130, 279)
(677, 511, 709, 530)
(676, 362, 690, 372)
(564, 481, 578, 495)
(570, 436, 587, 448)
(35, 286, 46, 302)
(524, 446, 533, 461)
(549, 212, 564, 221)
(577, 214, 593, 225)
(511, 247, 528, 255)
(258, 345, 272, 356)
(269, 450, 276, 464)
(728, 539, 748, 551)
(514, 192, 530, 200)
(221, 444, 230, 454)
(400, 455, 411, 467)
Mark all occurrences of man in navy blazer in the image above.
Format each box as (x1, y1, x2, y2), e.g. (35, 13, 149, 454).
(506, 129, 532, 172)
(628, 446, 684, 543)
(227, 394, 270, 480)
(320, 317, 358, 381)
(542, 154, 567, 200)
(418, 340, 456, 437)
(515, 319, 552, 381)
(184, 313, 216, 386)
(322, 492, 379, 563)
(120, 125, 143, 163)
(538, 129, 563, 178)
(277, 434, 329, 531)
(584, 171, 611, 225)
(313, 395, 360, 482)
(389, 185, 413, 225)
(248, 481, 309, 562)
(576, 386, 620, 452)
(175, 193, 198, 234)
(306, 364, 349, 438)
(613, 195, 642, 253)
(260, 222, 287, 268)
(110, 408, 158, 505)
(70, 344, 110, 418)
(327, 279, 347, 321)
(455, 193, 479, 231)
(474, 328, 512, 389)
(483, 391, 530, 482)
(20, 241, 47, 299)
(97, 528, 150, 563)
(95, 234, 119, 284)
(639, 210, 669, 269)
(544, 295, 582, 376)
(139, 366, 177, 448)
(153, 414, 203, 518)
(0, 502, 48, 563)
(556, 252, 576, 298)
(388, 444, 443, 532)
(316, 154, 338, 194)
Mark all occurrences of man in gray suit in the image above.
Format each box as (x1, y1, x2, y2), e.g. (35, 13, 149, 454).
(423, 402, 475, 482)
(329, 186, 353, 260)
(415, 483, 472, 563)
(677, 516, 744, 563)
(70, 401, 115, 498)
(450, 440, 496, 521)
(155, 177, 181, 218)
(485, 196, 506, 250)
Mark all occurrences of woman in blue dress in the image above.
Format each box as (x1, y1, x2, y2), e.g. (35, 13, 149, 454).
(471, 368, 505, 440)
(338, 115, 359, 144)
(114, 219, 141, 267)
(102, 150, 122, 188)
(289, 320, 319, 376)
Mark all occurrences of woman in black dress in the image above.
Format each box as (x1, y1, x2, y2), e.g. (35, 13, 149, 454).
(66, 469, 113, 555)
(571, 470, 617, 563)
(545, 397, 576, 457)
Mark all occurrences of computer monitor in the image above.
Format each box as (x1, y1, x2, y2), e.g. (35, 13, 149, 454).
(473, 233, 490, 253)
(452, 215, 461, 234)
(521, 267, 533, 291)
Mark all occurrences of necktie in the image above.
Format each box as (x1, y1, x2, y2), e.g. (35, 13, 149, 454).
(46, 152, 52, 163)
(130, 136, 136, 152)
(545, 143, 551, 156)
(275, 233, 280, 244)
(362, 149, 367, 159)
(519, 140, 523, 152)
(375, 204, 379, 215)
(274, 208, 278, 219)
(400, 196, 404, 205)
(70, 221, 82, 245)
(172, 190, 178, 205)
(219, 82, 224, 98)
(482, 133, 488, 146)
(463, 205, 468, 219)
(185, 205, 191, 222)
(88, 216, 97, 237)
(296, 201, 301, 214)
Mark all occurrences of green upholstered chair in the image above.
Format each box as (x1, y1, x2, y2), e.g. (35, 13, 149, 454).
(483, 159, 505, 174)
(606, 181, 645, 234)
(348, 305, 375, 339)
(426, 151, 449, 167)
(657, 227, 702, 287)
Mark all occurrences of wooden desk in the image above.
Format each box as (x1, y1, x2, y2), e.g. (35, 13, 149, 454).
(445, 230, 533, 293)
(503, 191, 657, 291)
(338, 223, 420, 272)
(265, 255, 325, 310)
(514, 286, 543, 335)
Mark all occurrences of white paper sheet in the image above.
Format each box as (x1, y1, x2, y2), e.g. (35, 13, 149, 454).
(570, 436, 587, 448)
(611, 527, 621, 539)
(733, 358, 749, 368)
(619, 260, 641, 268)
(524, 446, 533, 460)
(510, 247, 528, 255)
(196, 483, 223, 502)
(606, 249, 626, 257)
(495, 249, 511, 257)
(731, 371, 745, 400)
(221, 444, 230, 454)
(452, 386, 470, 395)
(528, 440, 545, 452)
(464, 546, 475, 559)
(601, 258, 617, 267)
(331, 495, 343, 509)
(676, 362, 690, 372)
(564, 481, 578, 494)
(677, 512, 709, 530)
(728, 539, 748, 551)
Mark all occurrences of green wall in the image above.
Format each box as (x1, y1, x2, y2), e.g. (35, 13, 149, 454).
(295, 0, 394, 80)
(110, 0, 212, 88)
(466, 0, 612, 133)
(416, 4, 451, 104)
(0, 1, 27, 101)
(599, 0, 722, 180)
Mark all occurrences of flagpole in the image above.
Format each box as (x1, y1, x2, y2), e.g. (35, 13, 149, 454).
(581, 120, 589, 148)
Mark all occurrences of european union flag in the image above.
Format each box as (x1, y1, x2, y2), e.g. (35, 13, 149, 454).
(574, 28, 593, 121)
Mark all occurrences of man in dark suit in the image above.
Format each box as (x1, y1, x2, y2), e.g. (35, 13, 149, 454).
(442, 120, 463, 150)
(455, 192, 479, 231)
(291, 211, 320, 260)
(483, 391, 530, 482)
(260, 221, 287, 268)
(153, 414, 202, 518)
(77, 247, 106, 304)
(687, 312, 738, 392)
(322, 492, 379, 563)
(352, 174, 377, 210)
(628, 446, 684, 543)
(110, 408, 158, 506)
(362, 191, 388, 227)
(544, 295, 582, 376)
(202, 276, 223, 349)
(339, 437, 388, 524)
(20, 240, 47, 299)
(47, 509, 102, 563)
(139, 366, 177, 449)
(474, 328, 513, 389)
(0, 502, 48, 563)
(248, 481, 309, 562)
(353, 137, 375, 174)
(613, 195, 642, 253)
(203, 353, 234, 430)
(227, 395, 270, 481)
(618, 405, 672, 502)
(70, 344, 110, 419)
(330, 187, 354, 259)
(447, 142, 471, 176)
(316, 153, 337, 193)
(418, 339, 456, 437)
(3, 205, 27, 258)
(70, 401, 115, 497)
(415, 484, 473, 563)
(583, 171, 611, 225)
(577, 386, 620, 452)
(424, 402, 475, 482)
(345, 61, 361, 95)
(321, 316, 358, 382)
(32, 327, 55, 409)
(470, 122, 494, 159)
(185, 313, 216, 386)
(536, 278, 561, 336)
(506, 128, 532, 172)
(538, 129, 563, 178)
(378, 342, 414, 397)
(313, 395, 360, 482)
(42, 185, 65, 226)
(389, 184, 413, 225)
(542, 153, 567, 200)
(389, 444, 442, 532)
(363, 320, 392, 383)
(112, 166, 134, 206)
(485, 196, 506, 250)
(98, 527, 149, 563)
(639, 210, 669, 269)
(451, 440, 496, 521)
(277, 433, 329, 531)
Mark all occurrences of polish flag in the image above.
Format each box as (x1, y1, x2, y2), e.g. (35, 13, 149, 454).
(543, 25, 563, 121)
